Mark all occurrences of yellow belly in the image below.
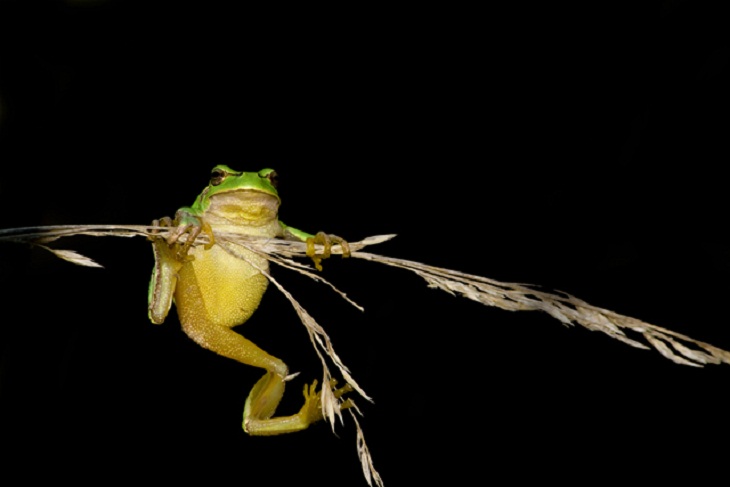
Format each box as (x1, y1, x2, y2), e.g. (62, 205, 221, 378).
(174, 244, 269, 331)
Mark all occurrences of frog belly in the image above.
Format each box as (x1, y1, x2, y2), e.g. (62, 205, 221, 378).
(175, 244, 269, 331)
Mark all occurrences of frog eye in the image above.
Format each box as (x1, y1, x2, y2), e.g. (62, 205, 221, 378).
(210, 168, 227, 186)
(266, 170, 279, 188)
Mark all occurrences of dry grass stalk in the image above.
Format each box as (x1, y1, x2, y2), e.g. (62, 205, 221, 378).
(4, 223, 730, 486)
(0, 224, 384, 485)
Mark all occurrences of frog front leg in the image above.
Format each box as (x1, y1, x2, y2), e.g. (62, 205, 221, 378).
(148, 216, 185, 324)
(147, 211, 211, 324)
(281, 223, 351, 271)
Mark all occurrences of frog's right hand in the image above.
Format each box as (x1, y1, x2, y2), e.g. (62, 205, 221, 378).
(151, 210, 214, 261)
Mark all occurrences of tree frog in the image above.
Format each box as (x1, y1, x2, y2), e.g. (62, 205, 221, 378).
(147, 165, 351, 435)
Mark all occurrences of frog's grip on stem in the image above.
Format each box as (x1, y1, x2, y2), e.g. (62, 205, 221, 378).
(150, 214, 215, 262)
(305, 231, 351, 271)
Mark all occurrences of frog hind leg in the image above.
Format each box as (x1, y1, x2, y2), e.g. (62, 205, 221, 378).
(243, 374, 354, 436)
(178, 317, 350, 436)
(175, 253, 353, 435)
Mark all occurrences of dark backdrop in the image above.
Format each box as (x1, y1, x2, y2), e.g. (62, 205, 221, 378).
(1, 2, 728, 485)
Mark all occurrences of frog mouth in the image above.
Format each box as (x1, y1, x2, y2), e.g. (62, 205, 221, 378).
(208, 190, 280, 223)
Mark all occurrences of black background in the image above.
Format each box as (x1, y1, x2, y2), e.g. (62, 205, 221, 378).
(1, 1, 728, 485)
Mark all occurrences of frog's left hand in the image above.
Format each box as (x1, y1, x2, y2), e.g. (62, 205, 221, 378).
(283, 224, 351, 271)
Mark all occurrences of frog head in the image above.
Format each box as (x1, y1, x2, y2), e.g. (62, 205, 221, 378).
(191, 165, 281, 224)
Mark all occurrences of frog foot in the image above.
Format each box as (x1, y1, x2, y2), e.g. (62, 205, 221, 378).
(306, 231, 351, 271)
(300, 378, 355, 425)
(151, 214, 214, 261)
